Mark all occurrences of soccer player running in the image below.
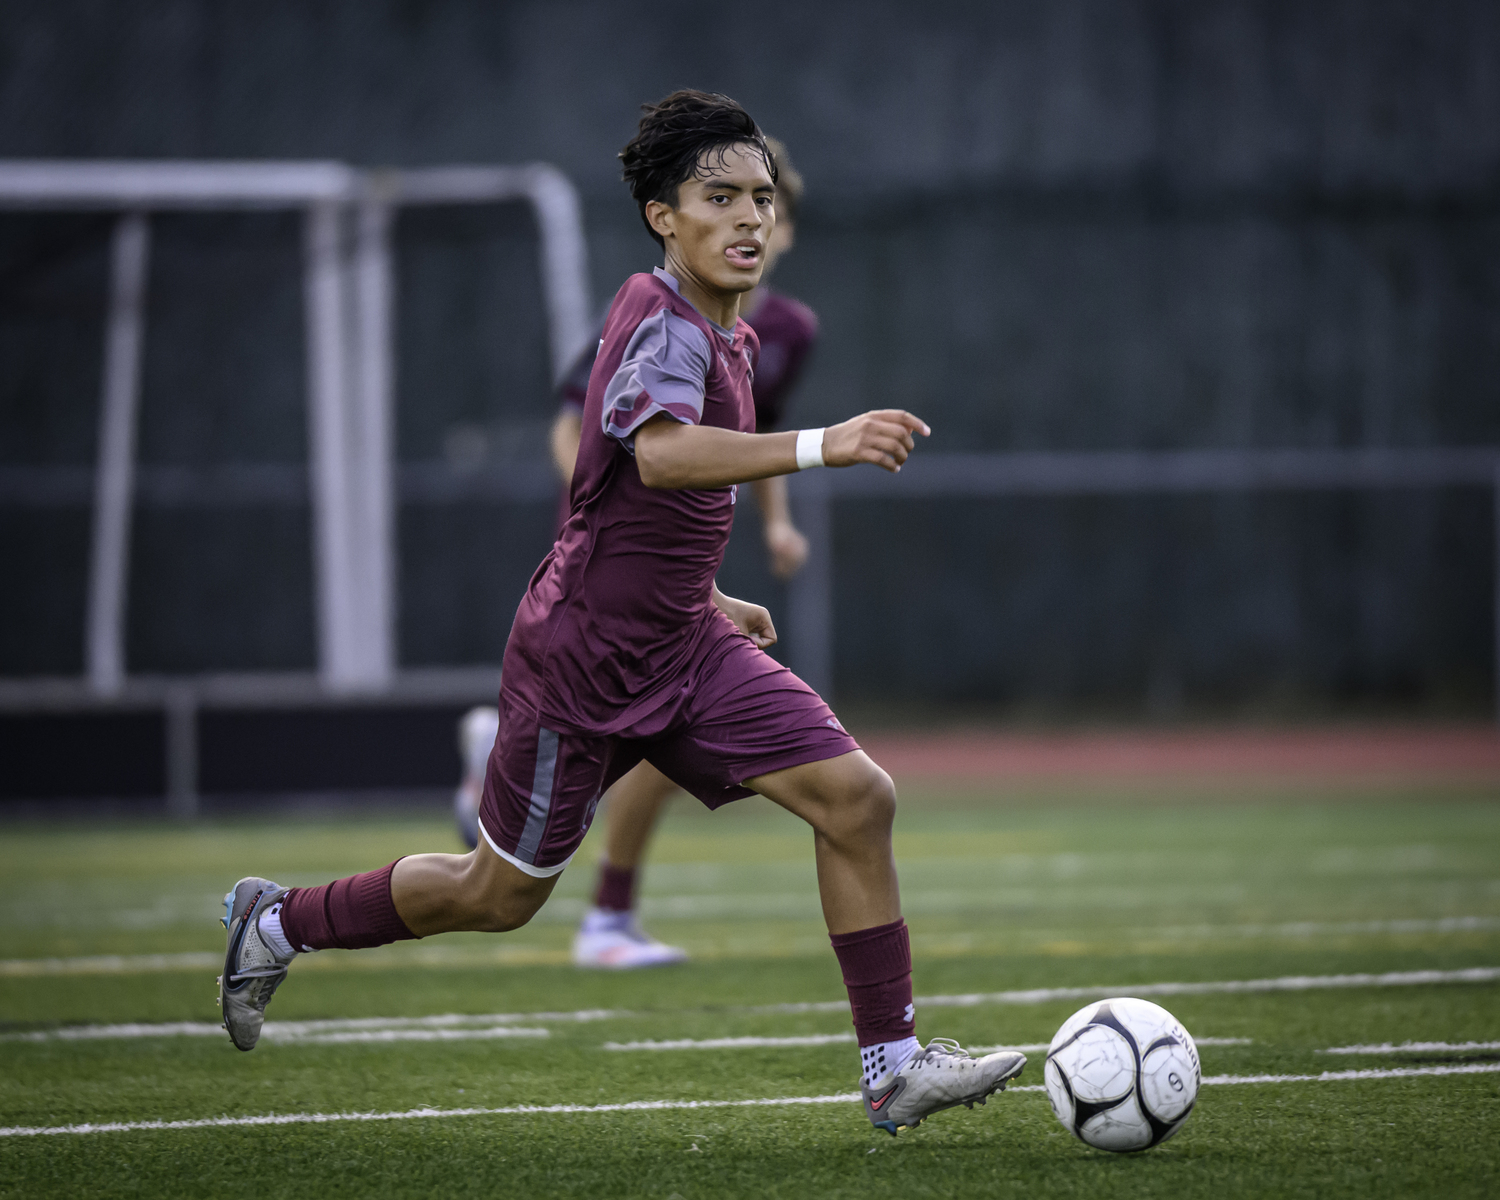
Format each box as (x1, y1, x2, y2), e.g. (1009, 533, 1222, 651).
(219, 90, 1025, 1135)
(454, 137, 819, 969)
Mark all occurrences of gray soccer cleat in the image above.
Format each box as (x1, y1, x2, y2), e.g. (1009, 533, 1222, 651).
(217, 877, 294, 1051)
(861, 1039, 1027, 1135)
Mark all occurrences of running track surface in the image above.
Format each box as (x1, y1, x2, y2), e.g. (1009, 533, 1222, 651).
(856, 724, 1500, 785)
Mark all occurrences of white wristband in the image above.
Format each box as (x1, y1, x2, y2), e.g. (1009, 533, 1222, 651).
(795, 427, 826, 471)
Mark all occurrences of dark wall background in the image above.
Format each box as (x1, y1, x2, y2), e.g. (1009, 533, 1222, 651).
(2, 0, 1499, 716)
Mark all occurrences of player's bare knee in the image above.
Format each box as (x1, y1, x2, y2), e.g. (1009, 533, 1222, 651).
(818, 762, 896, 849)
(854, 765, 898, 839)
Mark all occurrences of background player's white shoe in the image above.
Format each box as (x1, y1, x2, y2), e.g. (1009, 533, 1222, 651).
(860, 1039, 1026, 1135)
(572, 908, 687, 968)
(454, 706, 499, 851)
(217, 877, 295, 1051)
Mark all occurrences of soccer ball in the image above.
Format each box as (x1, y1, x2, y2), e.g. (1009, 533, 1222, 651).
(1043, 997, 1200, 1152)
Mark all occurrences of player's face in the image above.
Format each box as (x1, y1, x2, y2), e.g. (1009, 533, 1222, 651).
(650, 143, 777, 297)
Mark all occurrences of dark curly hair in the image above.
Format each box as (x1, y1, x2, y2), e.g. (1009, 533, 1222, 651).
(619, 89, 777, 248)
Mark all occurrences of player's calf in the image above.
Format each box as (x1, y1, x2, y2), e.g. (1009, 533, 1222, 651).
(390, 847, 558, 936)
(812, 760, 896, 856)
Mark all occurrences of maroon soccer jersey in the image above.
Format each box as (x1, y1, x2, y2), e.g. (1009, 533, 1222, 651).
(556, 287, 817, 433)
(505, 268, 759, 733)
(552, 286, 817, 534)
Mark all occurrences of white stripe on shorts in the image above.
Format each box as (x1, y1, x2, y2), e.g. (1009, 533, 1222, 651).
(476, 815, 574, 879)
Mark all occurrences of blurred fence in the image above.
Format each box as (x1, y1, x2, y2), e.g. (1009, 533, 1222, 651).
(3, 157, 1499, 810)
(2, 440, 1497, 812)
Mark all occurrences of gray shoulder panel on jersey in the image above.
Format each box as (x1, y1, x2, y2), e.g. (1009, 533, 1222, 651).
(601, 307, 713, 453)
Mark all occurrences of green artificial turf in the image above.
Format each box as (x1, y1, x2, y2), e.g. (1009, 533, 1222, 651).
(1, 785, 1498, 1198)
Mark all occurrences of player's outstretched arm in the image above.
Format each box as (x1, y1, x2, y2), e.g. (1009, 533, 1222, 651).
(635, 409, 930, 490)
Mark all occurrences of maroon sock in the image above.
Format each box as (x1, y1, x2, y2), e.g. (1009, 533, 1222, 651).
(829, 919, 917, 1045)
(592, 860, 637, 912)
(278, 861, 415, 952)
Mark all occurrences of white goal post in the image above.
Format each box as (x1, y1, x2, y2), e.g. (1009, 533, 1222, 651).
(0, 160, 592, 698)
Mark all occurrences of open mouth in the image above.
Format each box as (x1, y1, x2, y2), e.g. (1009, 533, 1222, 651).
(725, 241, 761, 268)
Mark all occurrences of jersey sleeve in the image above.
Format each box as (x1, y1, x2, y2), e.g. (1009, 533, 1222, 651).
(601, 308, 713, 454)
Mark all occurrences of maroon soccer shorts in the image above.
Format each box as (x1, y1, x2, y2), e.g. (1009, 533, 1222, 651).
(477, 617, 860, 877)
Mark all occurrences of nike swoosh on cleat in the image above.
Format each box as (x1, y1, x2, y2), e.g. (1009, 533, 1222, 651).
(868, 1086, 898, 1112)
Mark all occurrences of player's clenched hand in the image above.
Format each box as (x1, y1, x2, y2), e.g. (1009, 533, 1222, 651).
(821, 410, 930, 473)
(764, 519, 809, 581)
(712, 589, 778, 649)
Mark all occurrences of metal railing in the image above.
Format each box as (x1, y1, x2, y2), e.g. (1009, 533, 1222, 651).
(785, 447, 1500, 716)
(0, 159, 591, 697)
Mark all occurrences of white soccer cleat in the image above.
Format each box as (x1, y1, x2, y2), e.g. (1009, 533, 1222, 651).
(860, 1038, 1027, 1135)
(454, 706, 499, 850)
(572, 910, 687, 969)
(454, 777, 481, 851)
(217, 876, 295, 1052)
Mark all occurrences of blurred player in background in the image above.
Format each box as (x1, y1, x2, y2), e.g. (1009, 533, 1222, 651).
(455, 138, 819, 969)
(221, 91, 1026, 1136)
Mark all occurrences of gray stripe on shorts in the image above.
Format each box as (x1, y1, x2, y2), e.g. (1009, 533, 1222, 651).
(515, 727, 560, 865)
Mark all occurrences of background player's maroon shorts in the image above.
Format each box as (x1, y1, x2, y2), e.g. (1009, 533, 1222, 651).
(477, 619, 859, 876)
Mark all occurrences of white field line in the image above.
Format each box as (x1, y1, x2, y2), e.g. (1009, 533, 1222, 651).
(7, 914, 1499, 977)
(277, 1027, 550, 1045)
(605, 1035, 854, 1051)
(0, 952, 221, 976)
(755, 966, 1500, 1016)
(7, 1063, 1500, 1140)
(1322, 1040, 1500, 1055)
(605, 1035, 1255, 1053)
(913, 966, 1500, 1010)
(4, 1021, 226, 1043)
(1200, 1064, 1500, 1084)
(969, 1037, 1252, 1055)
(0, 1094, 865, 1139)
(603, 1032, 1260, 1050)
(1, 1008, 621, 1045)
(1147, 915, 1500, 940)
(8, 967, 1496, 1044)
(0, 1021, 552, 1046)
